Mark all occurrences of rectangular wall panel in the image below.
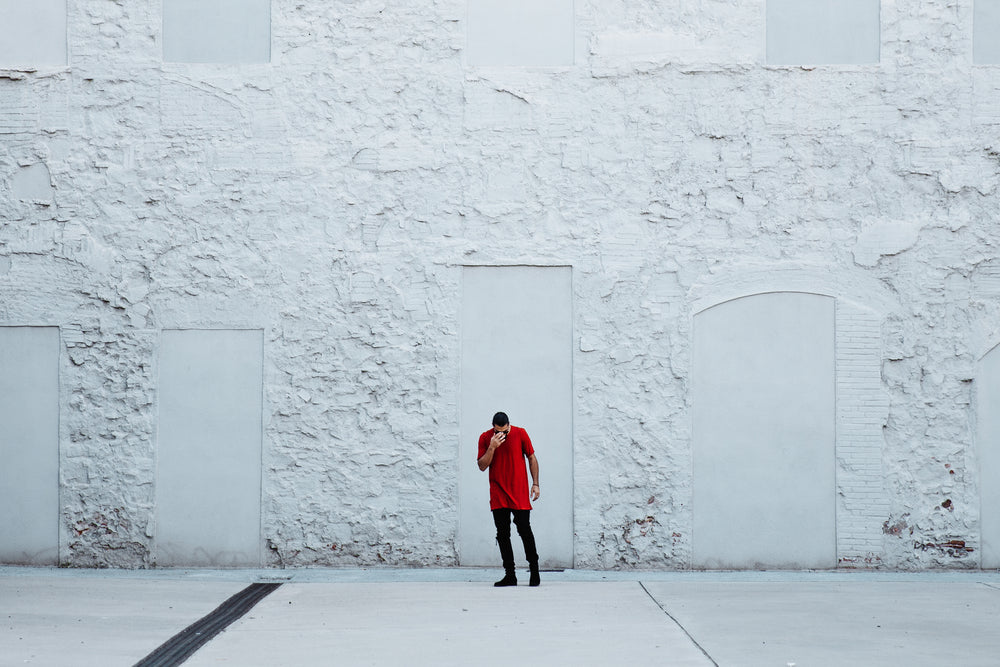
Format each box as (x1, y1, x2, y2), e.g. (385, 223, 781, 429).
(980, 345, 1000, 568)
(0, 0, 67, 67)
(693, 293, 836, 569)
(766, 0, 880, 65)
(163, 0, 271, 64)
(467, 0, 574, 67)
(156, 329, 263, 566)
(458, 266, 574, 568)
(0, 327, 60, 565)
(975, 0, 1000, 64)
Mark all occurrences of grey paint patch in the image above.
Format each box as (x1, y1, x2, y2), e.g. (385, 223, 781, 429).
(467, 0, 574, 67)
(766, 0, 880, 65)
(162, 0, 271, 64)
(11, 163, 54, 202)
(156, 329, 263, 567)
(0, 327, 59, 565)
(0, 0, 67, 67)
(458, 266, 574, 568)
(975, 0, 1000, 64)
(980, 344, 1000, 568)
(693, 293, 836, 569)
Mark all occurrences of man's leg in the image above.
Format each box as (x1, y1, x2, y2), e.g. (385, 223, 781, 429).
(512, 510, 540, 587)
(492, 508, 517, 587)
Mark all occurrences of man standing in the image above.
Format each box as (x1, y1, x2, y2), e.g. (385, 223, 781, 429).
(477, 411, 541, 587)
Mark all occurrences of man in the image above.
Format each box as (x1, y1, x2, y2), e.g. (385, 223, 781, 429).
(477, 411, 541, 587)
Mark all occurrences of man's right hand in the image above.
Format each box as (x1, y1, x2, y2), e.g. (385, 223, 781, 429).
(490, 431, 506, 449)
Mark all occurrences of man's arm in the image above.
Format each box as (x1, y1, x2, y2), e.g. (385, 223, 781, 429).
(478, 431, 505, 471)
(528, 453, 539, 500)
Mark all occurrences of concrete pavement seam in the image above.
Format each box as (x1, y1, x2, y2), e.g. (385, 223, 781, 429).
(132, 582, 282, 667)
(638, 581, 719, 667)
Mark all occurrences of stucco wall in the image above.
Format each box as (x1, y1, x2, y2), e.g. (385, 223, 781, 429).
(2, 0, 1000, 569)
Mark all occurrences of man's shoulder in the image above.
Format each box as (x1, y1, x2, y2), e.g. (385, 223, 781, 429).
(511, 425, 531, 439)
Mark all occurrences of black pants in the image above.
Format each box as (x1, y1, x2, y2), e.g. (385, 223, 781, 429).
(493, 508, 538, 571)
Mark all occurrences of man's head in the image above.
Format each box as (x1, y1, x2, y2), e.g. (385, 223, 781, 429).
(492, 411, 510, 433)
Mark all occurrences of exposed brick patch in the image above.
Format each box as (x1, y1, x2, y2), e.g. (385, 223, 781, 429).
(836, 302, 890, 567)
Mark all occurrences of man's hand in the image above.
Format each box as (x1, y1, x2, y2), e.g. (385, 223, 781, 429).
(479, 430, 506, 471)
(531, 484, 540, 501)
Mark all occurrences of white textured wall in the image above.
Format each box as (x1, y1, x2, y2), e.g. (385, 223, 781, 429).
(1, 0, 999, 569)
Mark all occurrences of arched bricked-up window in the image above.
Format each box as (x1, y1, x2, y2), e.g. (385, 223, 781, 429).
(689, 265, 893, 569)
(0, 0, 67, 68)
(766, 0, 880, 65)
(693, 292, 837, 569)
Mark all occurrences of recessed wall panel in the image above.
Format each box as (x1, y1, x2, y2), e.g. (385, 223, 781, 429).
(693, 293, 836, 569)
(975, 0, 1000, 64)
(767, 0, 880, 65)
(467, 0, 574, 67)
(459, 266, 573, 567)
(980, 344, 1000, 568)
(0, 0, 67, 67)
(157, 329, 263, 566)
(162, 0, 271, 64)
(0, 327, 59, 565)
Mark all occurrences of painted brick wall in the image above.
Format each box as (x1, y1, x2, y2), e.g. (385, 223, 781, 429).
(1, 0, 999, 569)
(836, 303, 890, 567)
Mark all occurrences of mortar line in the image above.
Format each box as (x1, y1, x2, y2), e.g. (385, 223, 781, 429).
(639, 581, 719, 667)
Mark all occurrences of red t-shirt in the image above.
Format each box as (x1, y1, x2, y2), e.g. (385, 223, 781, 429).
(478, 426, 535, 511)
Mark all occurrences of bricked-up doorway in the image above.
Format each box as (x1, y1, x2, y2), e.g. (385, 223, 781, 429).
(980, 344, 1000, 568)
(0, 327, 59, 565)
(458, 266, 574, 568)
(693, 292, 837, 569)
(156, 329, 264, 566)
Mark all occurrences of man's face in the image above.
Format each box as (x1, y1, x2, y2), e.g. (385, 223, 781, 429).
(493, 424, 510, 435)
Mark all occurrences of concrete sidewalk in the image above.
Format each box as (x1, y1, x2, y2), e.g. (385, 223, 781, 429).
(3, 568, 1000, 666)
